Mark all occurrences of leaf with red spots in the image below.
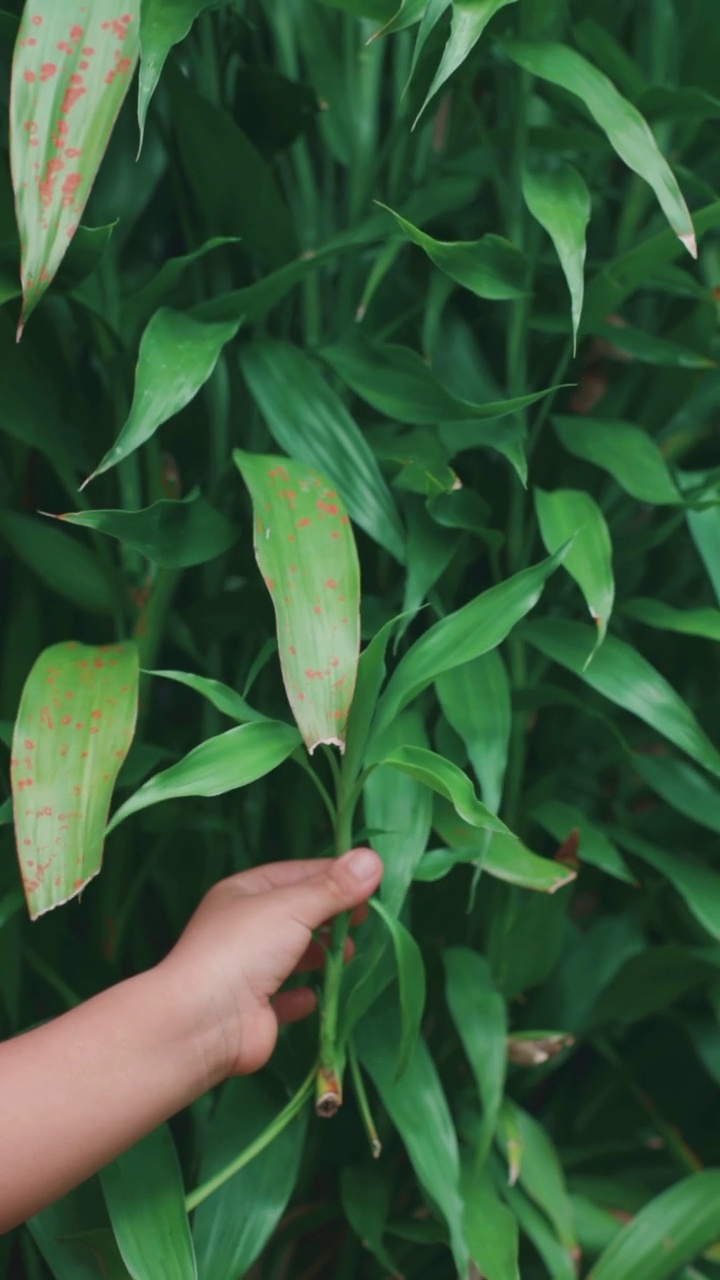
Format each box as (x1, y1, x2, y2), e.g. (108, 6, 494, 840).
(10, 1, 139, 334)
(234, 450, 361, 755)
(10, 640, 139, 919)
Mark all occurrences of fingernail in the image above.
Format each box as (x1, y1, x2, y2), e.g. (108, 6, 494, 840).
(343, 847, 381, 881)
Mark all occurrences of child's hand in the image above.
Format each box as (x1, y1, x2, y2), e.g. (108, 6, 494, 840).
(158, 847, 383, 1083)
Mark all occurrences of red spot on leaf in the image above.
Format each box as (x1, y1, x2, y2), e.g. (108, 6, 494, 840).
(82, 45, 95, 54)
(297, 518, 311, 528)
(313, 606, 322, 614)
(69, 23, 83, 40)
(24, 739, 35, 749)
(40, 62, 57, 81)
(289, 646, 296, 655)
(31, 14, 42, 24)
(329, 657, 340, 667)
(325, 579, 337, 588)
(60, 85, 86, 113)
(23, 69, 36, 83)
(317, 500, 338, 515)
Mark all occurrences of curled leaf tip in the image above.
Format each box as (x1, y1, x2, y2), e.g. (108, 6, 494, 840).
(308, 734, 346, 756)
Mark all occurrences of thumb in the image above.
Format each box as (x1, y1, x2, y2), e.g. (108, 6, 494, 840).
(273, 847, 383, 933)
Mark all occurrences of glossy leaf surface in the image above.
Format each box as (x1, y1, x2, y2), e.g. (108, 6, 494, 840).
(10, 1, 139, 331)
(379, 203, 527, 299)
(522, 162, 590, 349)
(234, 451, 361, 753)
(11, 641, 138, 918)
(622, 597, 720, 642)
(534, 487, 614, 651)
(107, 720, 300, 830)
(240, 339, 405, 563)
(589, 1171, 720, 1280)
(523, 619, 720, 778)
(504, 40, 696, 254)
(425, 800, 576, 893)
(137, 0, 216, 147)
(87, 309, 239, 483)
(444, 948, 506, 1168)
(553, 416, 682, 504)
(147, 671, 266, 725)
(54, 493, 238, 568)
(381, 745, 511, 835)
(437, 650, 511, 814)
(416, 0, 517, 122)
(100, 1125, 197, 1280)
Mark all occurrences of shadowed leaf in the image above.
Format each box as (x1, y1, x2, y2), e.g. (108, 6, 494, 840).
(55, 493, 238, 568)
(553, 416, 682, 505)
(415, 0, 518, 124)
(589, 1172, 720, 1280)
(379, 203, 528, 299)
(535, 487, 614, 655)
(522, 162, 590, 349)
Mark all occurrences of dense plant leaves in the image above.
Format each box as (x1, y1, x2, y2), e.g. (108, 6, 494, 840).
(531, 800, 635, 883)
(622, 597, 720, 641)
(553, 417, 682, 504)
(500, 1178, 576, 1280)
(416, 0, 518, 123)
(522, 162, 590, 349)
(370, 897, 425, 1078)
(107, 720, 300, 830)
(100, 1125, 197, 1280)
(340, 1164, 400, 1278)
(632, 754, 720, 835)
(9, 1, 139, 331)
(609, 828, 720, 941)
(502, 1101, 576, 1253)
(523, 619, 720, 778)
(425, 800, 576, 893)
(436, 651, 511, 814)
(123, 236, 239, 329)
(234, 451, 361, 753)
(28, 1183, 133, 1280)
(588, 1171, 720, 1280)
(444, 948, 506, 1168)
(358, 992, 469, 1276)
(53, 493, 238, 568)
(0, 511, 116, 615)
(192, 1075, 309, 1280)
(462, 1163, 520, 1280)
(363, 710, 432, 916)
(534, 487, 614, 652)
(687, 506, 720, 604)
(322, 334, 560, 427)
(379, 203, 528, 299)
(374, 551, 564, 734)
(86, 309, 239, 483)
(11, 641, 138, 918)
(503, 40, 696, 255)
(137, 0, 216, 147)
(590, 320, 714, 369)
(239, 339, 405, 563)
(147, 671, 266, 725)
(343, 615, 403, 788)
(380, 745, 512, 835)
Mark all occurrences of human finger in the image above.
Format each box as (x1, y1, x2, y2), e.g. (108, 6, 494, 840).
(293, 936, 355, 973)
(272, 988, 317, 1025)
(267, 848, 383, 935)
(224, 859, 337, 897)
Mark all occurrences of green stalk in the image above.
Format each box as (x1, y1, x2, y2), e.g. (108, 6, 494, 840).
(316, 760, 356, 1116)
(185, 1064, 316, 1212)
(348, 1037, 381, 1157)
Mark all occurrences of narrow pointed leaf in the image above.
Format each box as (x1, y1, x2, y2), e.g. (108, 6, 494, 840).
(234, 451, 360, 754)
(553, 416, 683, 505)
(0, 511, 116, 615)
(138, 1, 216, 148)
(503, 40, 696, 255)
(380, 745, 512, 835)
(610, 828, 720, 941)
(531, 800, 634, 884)
(523, 619, 720, 778)
(374, 551, 564, 735)
(54, 493, 238, 568)
(147, 671, 267, 725)
(622, 597, 720, 642)
(364, 711, 433, 917)
(522, 162, 590, 349)
(501, 1101, 576, 1251)
(416, 0, 518, 124)
(101, 1125, 197, 1280)
(437, 651, 512, 814)
(444, 948, 506, 1168)
(462, 1164, 520, 1280)
(124, 236, 239, 329)
(632, 755, 720, 835)
(590, 321, 714, 369)
(588, 1172, 720, 1280)
(86, 309, 239, 484)
(370, 897, 426, 1079)
(379, 203, 528, 300)
(11, 641, 139, 919)
(239, 340, 405, 563)
(687, 506, 720, 605)
(344, 614, 405, 787)
(534, 487, 614, 653)
(107, 720, 300, 831)
(10, 1, 139, 332)
(340, 1165, 400, 1278)
(322, 334, 561, 427)
(425, 800, 577, 893)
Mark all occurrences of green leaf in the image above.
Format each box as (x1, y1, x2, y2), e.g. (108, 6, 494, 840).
(192, 1075, 308, 1280)
(234, 451, 361, 754)
(378, 203, 528, 300)
(502, 1101, 576, 1252)
(340, 1164, 400, 1278)
(363, 710, 433, 917)
(52, 493, 238, 568)
(622, 597, 720, 642)
(436, 651, 511, 814)
(11, 641, 139, 919)
(609, 828, 720, 942)
(10, 1, 140, 332)
(416, 0, 518, 123)
(553, 417, 682, 505)
(380, 745, 512, 836)
(588, 1172, 720, 1280)
(523, 620, 720, 777)
(239, 339, 405, 563)
(461, 1163, 520, 1280)
(688, 506, 720, 605)
(0, 511, 116, 615)
(100, 1125, 197, 1280)
(370, 897, 425, 1079)
(534, 487, 614, 653)
(85, 308, 239, 484)
(138, 0, 217, 148)
(632, 755, 720, 835)
(429, 799, 578, 893)
(522, 162, 590, 350)
(531, 800, 635, 884)
(124, 236, 240, 329)
(503, 40, 696, 256)
(321, 334, 561, 427)
(444, 948, 506, 1168)
(146, 671, 267, 725)
(343, 615, 405, 790)
(374, 551, 564, 734)
(358, 992, 469, 1277)
(590, 321, 714, 369)
(500, 1176, 576, 1280)
(107, 720, 300, 831)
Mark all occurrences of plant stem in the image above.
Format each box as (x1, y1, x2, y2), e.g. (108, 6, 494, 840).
(185, 1064, 316, 1212)
(348, 1037, 381, 1157)
(316, 761, 356, 1116)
